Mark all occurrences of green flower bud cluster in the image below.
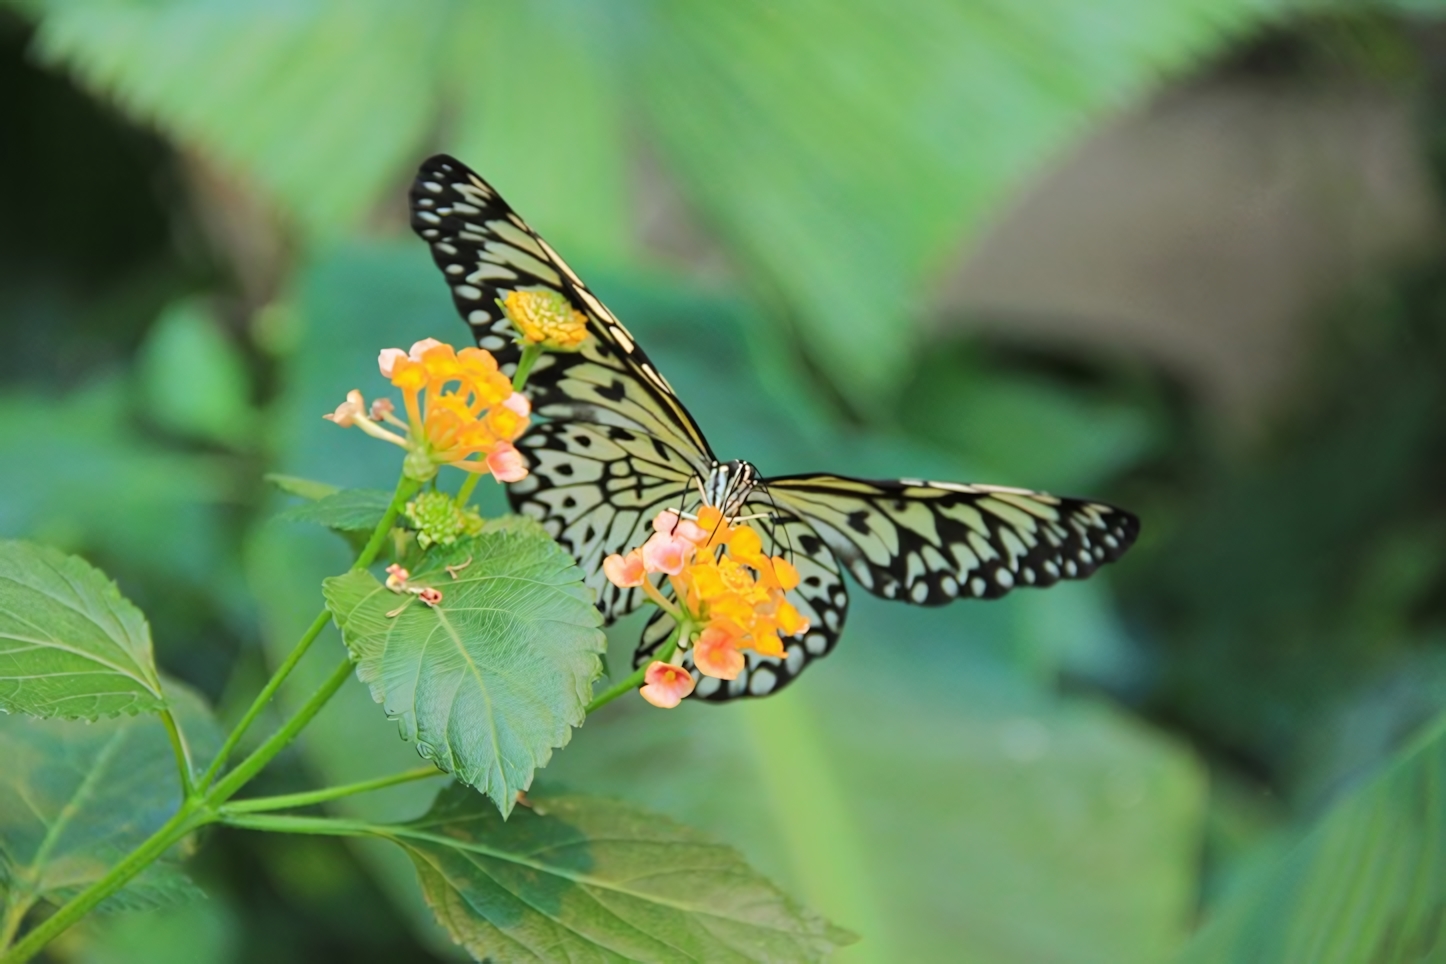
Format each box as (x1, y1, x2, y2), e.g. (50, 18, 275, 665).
(406, 491, 484, 549)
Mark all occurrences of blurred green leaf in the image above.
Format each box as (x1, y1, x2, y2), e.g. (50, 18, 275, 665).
(394, 784, 854, 963)
(24, 0, 1312, 398)
(903, 363, 1156, 493)
(554, 595, 1204, 964)
(0, 379, 233, 588)
(31, 0, 445, 236)
(0, 684, 220, 924)
(0, 540, 166, 719)
(137, 299, 256, 449)
(323, 527, 604, 817)
(279, 488, 392, 532)
(1177, 710, 1446, 964)
(263, 473, 341, 501)
(64, 897, 239, 964)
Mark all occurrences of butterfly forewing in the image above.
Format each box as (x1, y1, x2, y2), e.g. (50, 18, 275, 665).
(763, 476, 1140, 605)
(410, 154, 713, 462)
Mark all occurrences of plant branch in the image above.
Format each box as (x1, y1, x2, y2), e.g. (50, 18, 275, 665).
(221, 766, 444, 815)
(197, 473, 417, 792)
(0, 805, 210, 964)
(206, 658, 355, 807)
(219, 812, 383, 837)
(0, 895, 33, 953)
(585, 628, 681, 713)
(159, 709, 194, 799)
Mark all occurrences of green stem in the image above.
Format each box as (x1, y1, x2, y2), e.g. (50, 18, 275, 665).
(206, 658, 355, 807)
(0, 896, 33, 953)
(353, 475, 422, 572)
(197, 473, 417, 792)
(222, 766, 443, 815)
(585, 628, 682, 713)
(195, 611, 328, 791)
(160, 709, 194, 799)
(220, 813, 381, 837)
(454, 472, 481, 508)
(0, 806, 211, 964)
(512, 342, 543, 392)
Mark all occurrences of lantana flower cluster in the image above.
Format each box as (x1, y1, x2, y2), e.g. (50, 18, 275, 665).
(604, 507, 810, 708)
(324, 338, 529, 483)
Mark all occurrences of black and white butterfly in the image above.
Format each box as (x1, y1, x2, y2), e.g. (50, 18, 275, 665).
(410, 154, 1140, 701)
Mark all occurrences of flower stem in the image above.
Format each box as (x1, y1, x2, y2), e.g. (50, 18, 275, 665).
(0, 896, 33, 953)
(196, 473, 418, 792)
(206, 658, 355, 807)
(0, 805, 211, 964)
(353, 474, 422, 571)
(221, 766, 443, 815)
(585, 628, 682, 713)
(454, 472, 481, 508)
(160, 709, 194, 799)
(512, 343, 543, 392)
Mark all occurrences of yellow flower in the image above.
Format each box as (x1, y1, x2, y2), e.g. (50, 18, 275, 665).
(500, 290, 589, 350)
(325, 338, 531, 483)
(603, 507, 813, 702)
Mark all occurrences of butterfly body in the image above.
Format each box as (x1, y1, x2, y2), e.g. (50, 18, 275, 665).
(411, 154, 1141, 701)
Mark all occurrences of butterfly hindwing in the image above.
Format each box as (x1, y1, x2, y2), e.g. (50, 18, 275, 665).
(631, 499, 846, 701)
(509, 419, 707, 622)
(762, 476, 1139, 605)
(410, 154, 713, 461)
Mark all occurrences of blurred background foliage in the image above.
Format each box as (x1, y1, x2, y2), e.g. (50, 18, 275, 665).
(4, 0, 1446, 961)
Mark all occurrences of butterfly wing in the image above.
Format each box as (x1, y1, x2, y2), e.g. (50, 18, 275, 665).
(510, 419, 707, 622)
(410, 154, 714, 462)
(632, 496, 847, 701)
(762, 476, 1140, 604)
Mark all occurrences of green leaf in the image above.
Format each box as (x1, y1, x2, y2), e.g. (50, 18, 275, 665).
(0, 541, 166, 719)
(394, 785, 854, 963)
(323, 525, 604, 817)
(1176, 711, 1446, 964)
(0, 684, 221, 920)
(262, 473, 341, 501)
(30, 0, 447, 237)
(137, 299, 257, 449)
(279, 488, 393, 533)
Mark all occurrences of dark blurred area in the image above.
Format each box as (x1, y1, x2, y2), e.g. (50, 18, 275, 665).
(4, 4, 1446, 962)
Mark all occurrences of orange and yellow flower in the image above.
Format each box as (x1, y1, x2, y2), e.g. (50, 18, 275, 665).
(500, 290, 589, 350)
(603, 506, 811, 706)
(324, 338, 530, 483)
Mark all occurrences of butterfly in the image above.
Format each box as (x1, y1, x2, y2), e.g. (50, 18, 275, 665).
(410, 154, 1141, 701)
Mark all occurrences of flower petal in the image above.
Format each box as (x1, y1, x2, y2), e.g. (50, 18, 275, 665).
(639, 661, 695, 708)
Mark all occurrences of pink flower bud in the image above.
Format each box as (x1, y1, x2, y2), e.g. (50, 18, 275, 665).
(324, 390, 367, 427)
(369, 397, 395, 420)
(417, 586, 443, 607)
(377, 348, 407, 378)
(385, 564, 410, 592)
(639, 661, 695, 708)
(408, 338, 444, 361)
(603, 550, 646, 588)
(502, 392, 531, 417)
(486, 441, 528, 483)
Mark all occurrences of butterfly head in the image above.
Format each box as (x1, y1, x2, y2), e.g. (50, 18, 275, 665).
(703, 460, 759, 516)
